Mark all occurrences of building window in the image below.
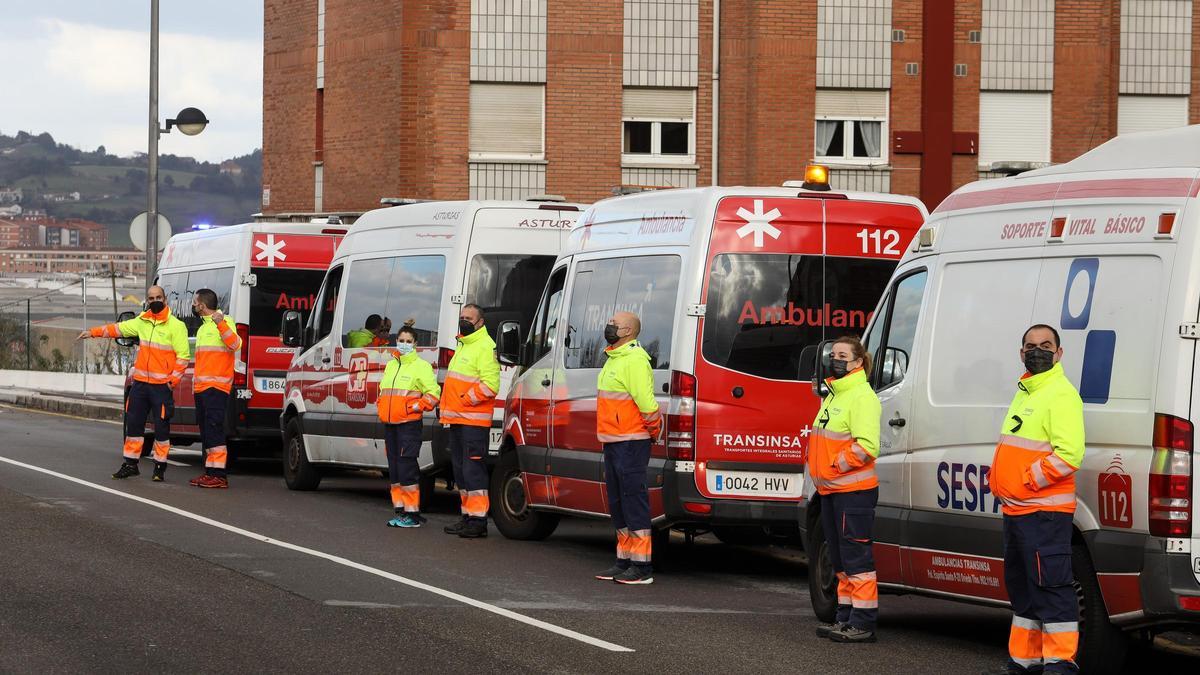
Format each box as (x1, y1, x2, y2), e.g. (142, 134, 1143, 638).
(469, 83, 545, 161)
(622, 88, 695, 165)
(1117, 95, 1189, 135)
(813, 89, 888, 165)
(978, 91, 1051, 169)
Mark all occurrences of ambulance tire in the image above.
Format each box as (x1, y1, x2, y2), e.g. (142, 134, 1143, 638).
(490, 451, 559, 540)
(1073, 542, 1128, 674)
(805, 510, 838, 623)
(283, 417, 321, 491)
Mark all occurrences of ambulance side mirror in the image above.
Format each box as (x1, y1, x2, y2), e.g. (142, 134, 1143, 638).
(809, 340, 835, 398)
(114, 311, 138, 348)
(496, 320, 522, 367)
(280, 310, 304, 348)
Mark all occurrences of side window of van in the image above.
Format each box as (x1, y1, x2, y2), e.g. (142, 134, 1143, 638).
(311, 266, 343, 341)
(156, 268, 234, 337)
(864, 270, 928, 390)
(527, 266, 568, 365)
(564, 255, 681, 370)
(341, 258, 396, 349)
(340, 256, 446, 348)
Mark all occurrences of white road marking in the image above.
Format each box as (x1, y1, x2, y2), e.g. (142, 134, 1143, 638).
(0, 455, 634, 653)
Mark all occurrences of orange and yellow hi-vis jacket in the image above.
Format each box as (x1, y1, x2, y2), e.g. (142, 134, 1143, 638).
(596, 340, 662, 443)
(439, 327, 500, 428)
(90, 308, 189, 387)
(379, 349, 440, 424)
(807, 367, 881, 495)
(193, 314, 241, 394)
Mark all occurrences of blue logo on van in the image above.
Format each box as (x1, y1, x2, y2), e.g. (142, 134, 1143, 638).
(1059, 257, 1114, 404)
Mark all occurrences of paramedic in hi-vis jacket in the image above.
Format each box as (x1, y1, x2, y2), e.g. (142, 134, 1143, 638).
(593, 311, 662, 586)
(990, 324, 1085, 675)
(807, 335, 882, 643)
(378, 324, 440, 528)
(188, 289, 241, 489)
(440, 304, 500, 539)
(77, 285, 189, 482)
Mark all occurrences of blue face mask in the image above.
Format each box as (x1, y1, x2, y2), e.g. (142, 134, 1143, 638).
(396, 342, 414, 356)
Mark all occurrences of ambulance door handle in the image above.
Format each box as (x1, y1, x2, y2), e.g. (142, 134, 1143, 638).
(541, 378, 551, 386)
(732, 386, 744, 398)
(889, 417, 906, 428)
(321, 357, 332, 364)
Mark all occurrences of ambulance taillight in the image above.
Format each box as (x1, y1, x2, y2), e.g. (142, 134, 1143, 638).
(667, 371, 696, 460)
(1149, 413, 1193, 538)
(233, 323, 250, 388)
(438, 347, 455, 372)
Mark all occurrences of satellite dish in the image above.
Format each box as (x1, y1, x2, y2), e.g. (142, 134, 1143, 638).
(129, 212, 172, 252)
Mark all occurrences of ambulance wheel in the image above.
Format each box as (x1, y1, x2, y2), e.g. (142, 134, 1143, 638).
(282, 418, 321, 491)
(1073, 542, 1128, 674)
(490, 451, 558, 540)
(806, 510, 838, 623)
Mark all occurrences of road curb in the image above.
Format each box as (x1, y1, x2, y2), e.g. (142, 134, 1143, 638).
(0, 390, 123, 423)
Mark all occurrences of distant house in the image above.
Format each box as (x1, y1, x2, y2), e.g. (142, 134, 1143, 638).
(219, 160, 243, 176)
(0, 187, 22, 203)
(0, 204, 20, 217)
(42, 191, 81, 202)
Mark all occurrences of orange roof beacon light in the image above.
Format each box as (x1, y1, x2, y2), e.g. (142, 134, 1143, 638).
(801, 164, 831, 192)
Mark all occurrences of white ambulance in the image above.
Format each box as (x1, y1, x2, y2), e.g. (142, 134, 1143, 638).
(132, 221, 344, 456)
(279, 198, 581, 494)
(798, 127, 1200, 671)
(493, 171, 927, 541)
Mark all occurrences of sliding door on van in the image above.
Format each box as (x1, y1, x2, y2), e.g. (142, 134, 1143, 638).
(549, 255, 680, 515)
(327, 254, 445, 468)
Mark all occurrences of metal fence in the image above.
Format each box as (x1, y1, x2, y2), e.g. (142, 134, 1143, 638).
(0, 274, 144, 375)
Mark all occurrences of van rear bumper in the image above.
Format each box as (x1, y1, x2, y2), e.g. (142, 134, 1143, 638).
(1136, 543, 1200, 626)
(662, 462, 802, 528)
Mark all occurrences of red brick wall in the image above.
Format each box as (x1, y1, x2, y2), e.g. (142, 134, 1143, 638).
(952, 0, 981, 194)
(545, 0, 623, 202)
(890, 0, 923, 199)
(1052, 0, 1120, 163)
(263, 0, 317, 213)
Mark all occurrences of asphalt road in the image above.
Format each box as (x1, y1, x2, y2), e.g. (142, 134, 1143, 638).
(0, 405, 1195, 674)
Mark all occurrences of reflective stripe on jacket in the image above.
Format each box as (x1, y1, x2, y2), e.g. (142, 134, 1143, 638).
(439, 327, 500, 427)
(379, 349, 440, 424)
(990, 362, 1085, 516)
(596, 340, 661, 443)
(807, 367, 881, 495)
(91, 308, 189, 386)
(193, 315, 240, 394)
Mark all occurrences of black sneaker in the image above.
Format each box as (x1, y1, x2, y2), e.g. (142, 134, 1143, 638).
(594, 564, 630, 581)
(613, 566, 654, 585)
(411, 513, 428, 525)
(112, 463, 140, 480)
(815, 622, 847, 638)
(151, 463, 167, 482)
(443, 517, 467, 535)
(458, 521, 488, 539)
(829, 625, 876, 643)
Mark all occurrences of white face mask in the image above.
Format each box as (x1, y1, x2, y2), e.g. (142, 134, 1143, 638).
(397, 342, 414, 355)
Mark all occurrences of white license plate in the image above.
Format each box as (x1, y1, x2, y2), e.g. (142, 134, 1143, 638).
(706, 470, 803, 498)
(253, 377, 287, 394)
(488, 429, 503, 450)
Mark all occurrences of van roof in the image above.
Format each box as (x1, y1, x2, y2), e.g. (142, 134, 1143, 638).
(164, 220, 338, 244)
(1023, 124, 1200, 177)
(347, 199, 586, 236)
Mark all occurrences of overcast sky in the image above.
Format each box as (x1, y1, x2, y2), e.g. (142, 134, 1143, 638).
(0, 1, 263, 163)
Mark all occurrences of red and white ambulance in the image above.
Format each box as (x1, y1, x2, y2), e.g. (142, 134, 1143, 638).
(143, 221, 344, 455)
(492, 169, 927, 540)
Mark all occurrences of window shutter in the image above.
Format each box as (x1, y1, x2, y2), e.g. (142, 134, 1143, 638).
(978, 91, 1051, 168)
(1117, 95, 1189, 135)
(623, 88, 695, 120)
(470, 84, 544, 156)
(815, 90, 888, 118)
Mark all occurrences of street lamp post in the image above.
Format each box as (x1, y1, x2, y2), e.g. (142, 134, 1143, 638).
(146, 0, 209, 291)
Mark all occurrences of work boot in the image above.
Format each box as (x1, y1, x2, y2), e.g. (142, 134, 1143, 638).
(411, 513, 428, 525)
(443, 516, 468, 535)
(112, 462, 140, 480)
(613, 566, 654, 585)
(829, 625, 877, 643)
(815, 622, 847, 638)
(188, 474, 205, 487)
(151, 463, 167, 482)
(594, 563, 630, 581)
(196, 475, 228, 489)
(458, 520, 488, 539)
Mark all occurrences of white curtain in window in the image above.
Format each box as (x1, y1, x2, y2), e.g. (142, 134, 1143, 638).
(815, 120, 839, 156)
(858, 121, 881, 157)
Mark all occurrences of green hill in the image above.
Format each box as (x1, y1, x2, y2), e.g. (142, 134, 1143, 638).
(0, 131, 262, 248)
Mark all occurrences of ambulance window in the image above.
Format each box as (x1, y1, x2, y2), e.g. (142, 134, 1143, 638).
(869, 270, 927, 390)
(156, 271, 189, 327)
(249, 268, 329, 337)
(381, 255, 445, 347)
(564, 256, 680, 370)
(465, 254, 555, 340)
(180, 267, 234, 337)
(341, 257, 395, 347)
(527, 266, 567, 364)
(311, 266, 343, 342)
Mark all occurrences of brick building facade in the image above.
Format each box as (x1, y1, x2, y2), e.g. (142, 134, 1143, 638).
(262, 0, 1200, 214)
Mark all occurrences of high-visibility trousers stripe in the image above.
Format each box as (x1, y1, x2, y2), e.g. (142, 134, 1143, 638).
(465, 490, 489, 518)
(122, 436, 143, 460)
(152, 440, 170, 464)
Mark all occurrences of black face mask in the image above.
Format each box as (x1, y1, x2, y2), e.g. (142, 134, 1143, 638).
(147, 300, 166, 314)
(604, 324, 620, 345)
(191, 306, 202, 318)
(459, 319, 477, 336)
(829, 358, 849, 379)
(1023, 348, 1056, 375)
